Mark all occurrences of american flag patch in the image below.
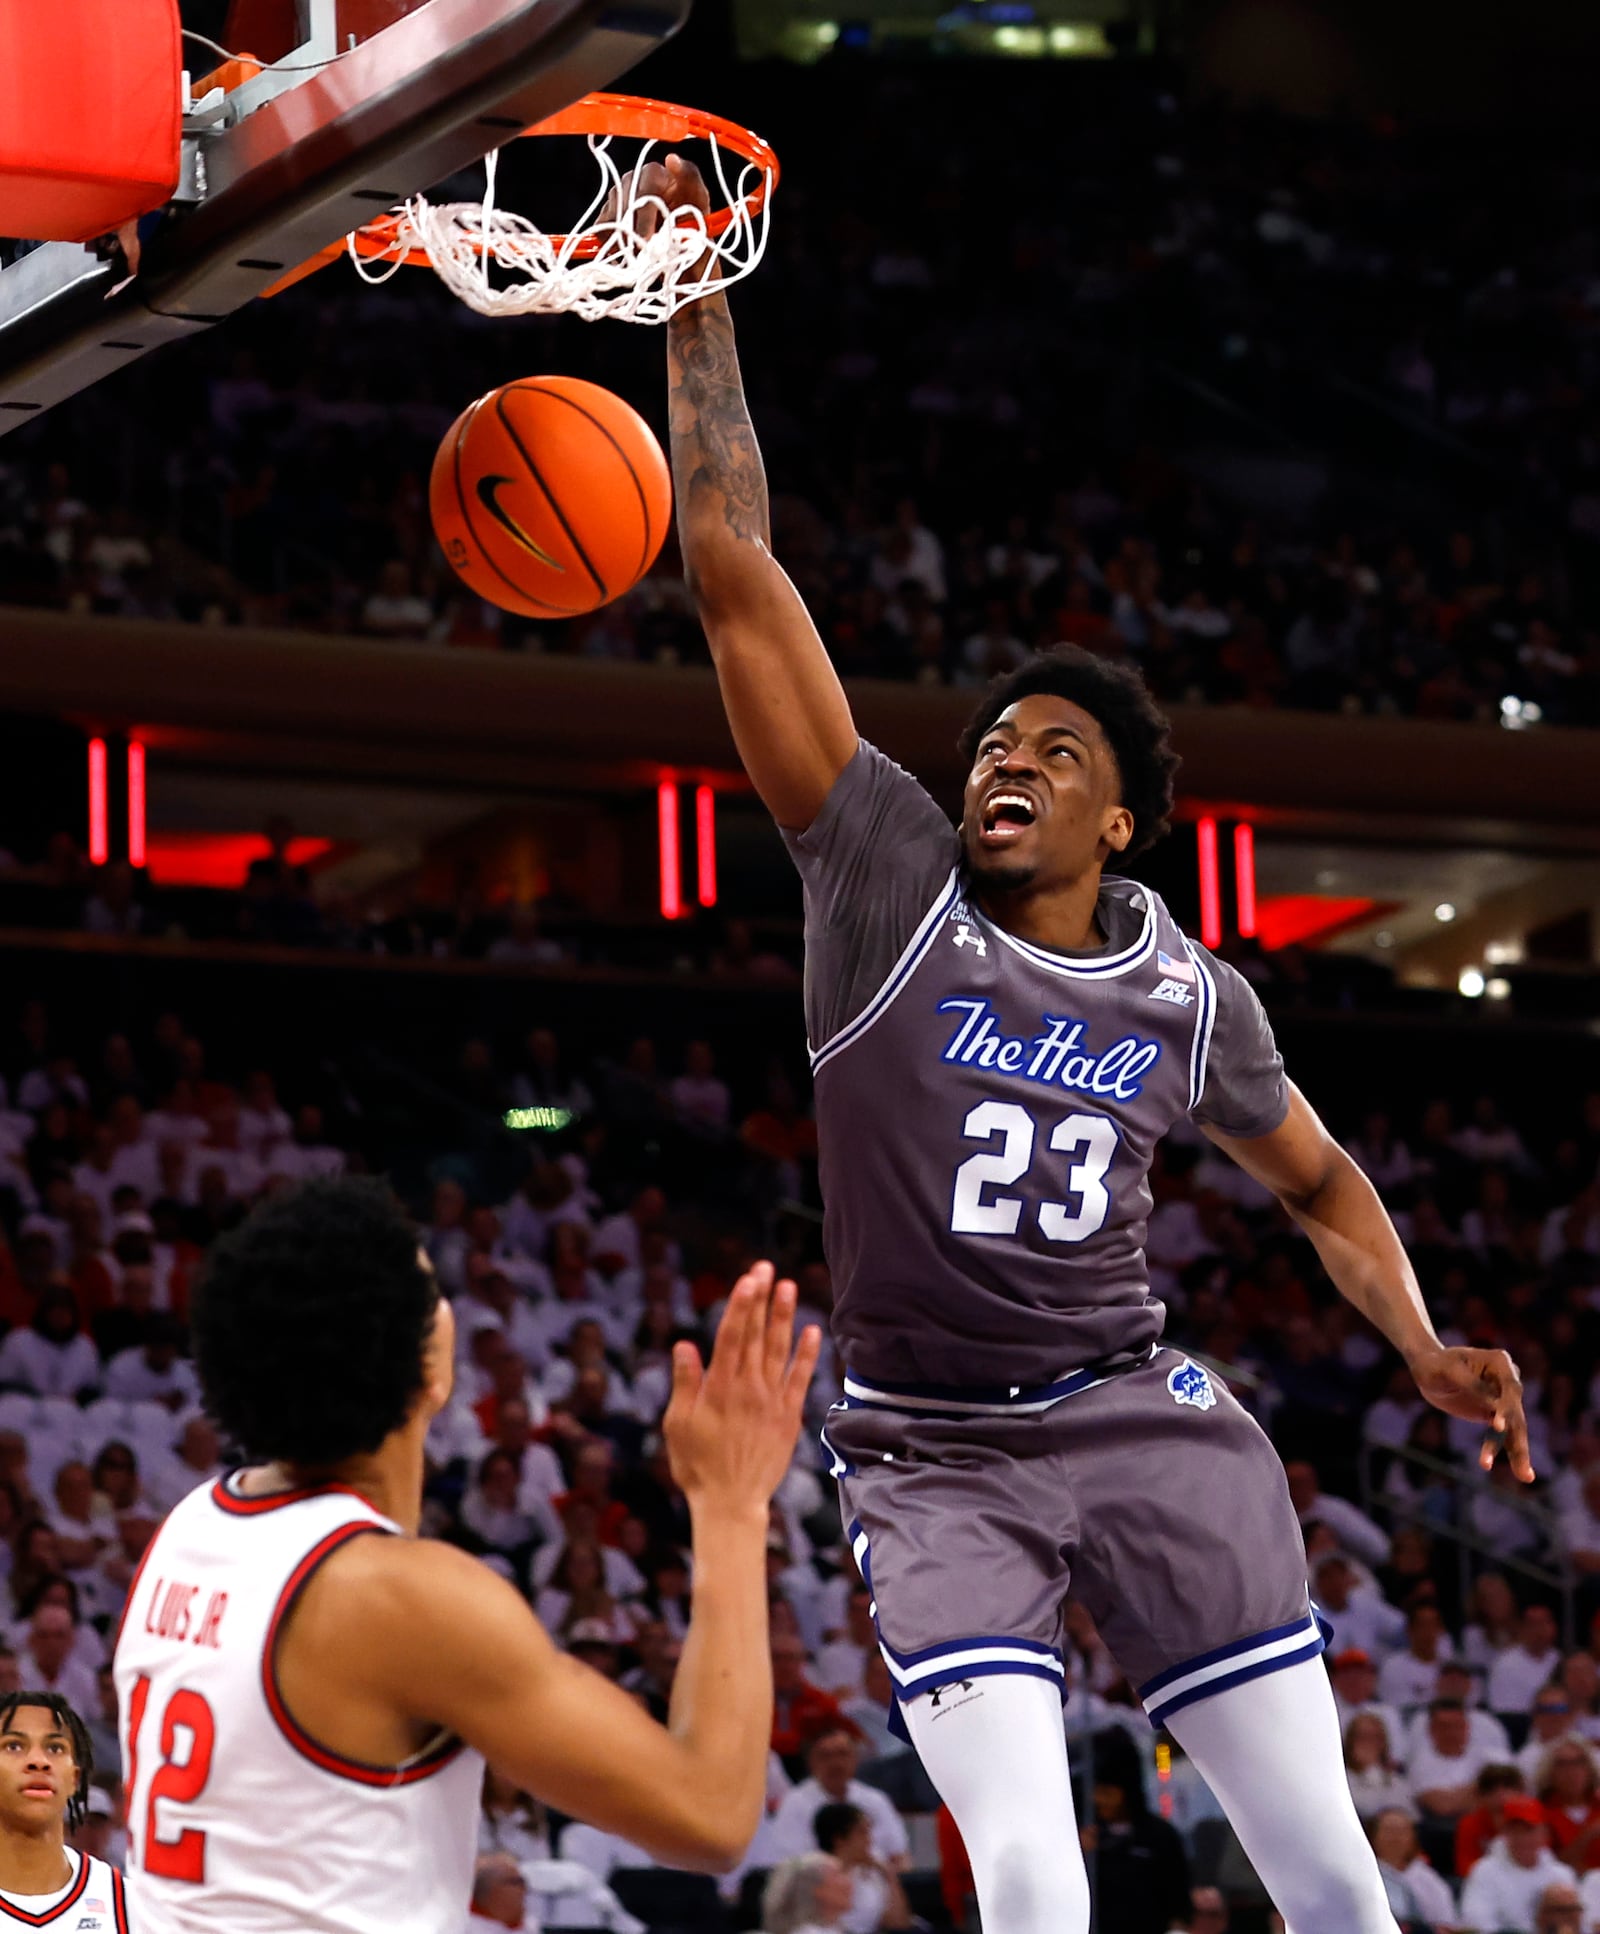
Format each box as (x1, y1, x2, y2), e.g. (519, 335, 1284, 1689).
(1157, 949, 1196, 983)
(85, 1901, 106, 1914)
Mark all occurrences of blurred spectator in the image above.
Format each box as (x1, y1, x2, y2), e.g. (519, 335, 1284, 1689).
(1368, 1808, 1460, 1929)
(1344, 1711, 1411, 1822)
(1457, 1763, 1531, 1876)
(1078, 1727, 1191, 1934)
(763, 1852, 854, 1934)
(768, 1728, 909, 1870)
(812, 1801, 913, 1933)
(1536, 1738, 1600, 1873)
(1459, 1799, 1578, 1933)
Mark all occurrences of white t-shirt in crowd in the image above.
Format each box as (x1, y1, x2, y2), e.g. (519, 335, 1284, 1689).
(1389, 1854, 1459, 1929)
(1489, 1643, 1565, 1715)
(669, 1074, 731, 1134)
(1299, 1492, 1390, 1568)
(841, 1863, 891, 1934)
(145, 1107, 209, 1146)
(1321, 1593, 1406, 1661)
(561, 1824, 658, 1881)
(1460, 1845, 1577, 1934)
(767, 1777, 910, 1867)
(0, 1329, 101, 1399)
(180, 1143, 264, 1204)
(814, 1637, 869, 1698)
(1378, 1643, 1457, 1714)
(1346, 1762, 1413, 1821)
(103, 1347, 200, 1408)
(591, 1213, 646, 1274)
(1334, 1695, 1407, 1754)
(17, 1651, 98, 1714)
(1406, 1731, 1498, 1804)
(262, 1141, 346, 1183)
(1563, 1501, 1600, 1562)
(1402, 1707, 1510, 1771)
(238, 1103, 292, 1155)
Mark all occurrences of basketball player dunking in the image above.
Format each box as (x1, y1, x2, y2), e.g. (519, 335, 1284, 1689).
(0, 1692, 129, 1932)
(655, 153, 1533, 1934)
(113, 1181, 818, 1932)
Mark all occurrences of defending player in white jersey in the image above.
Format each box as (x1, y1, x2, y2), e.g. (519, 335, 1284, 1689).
(113, 1178, 818, 1934)
(0, 1691, 130, 1932)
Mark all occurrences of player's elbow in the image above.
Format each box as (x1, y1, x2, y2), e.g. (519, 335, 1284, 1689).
(682, 538, 772, 618)
(655, 1793, 760, 1875)
(679, 1832, 747, 1877)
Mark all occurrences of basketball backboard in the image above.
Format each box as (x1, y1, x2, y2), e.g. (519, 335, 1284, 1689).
(0, 0, 689, 433)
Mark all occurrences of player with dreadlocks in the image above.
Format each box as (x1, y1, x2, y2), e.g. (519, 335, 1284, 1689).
(0, 1690, 129, 1930)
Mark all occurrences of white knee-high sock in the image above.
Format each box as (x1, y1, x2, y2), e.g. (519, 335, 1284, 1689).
(901, 1673, 1091, 1934)
(1166, 1657, 1401, 1934)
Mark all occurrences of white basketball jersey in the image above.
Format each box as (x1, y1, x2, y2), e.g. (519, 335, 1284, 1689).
(0, 1853, 128, 1932)
(114, 1475, 484, 1933)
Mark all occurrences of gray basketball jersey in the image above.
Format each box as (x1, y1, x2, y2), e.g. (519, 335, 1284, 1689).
(785, 742, 1288, 1389)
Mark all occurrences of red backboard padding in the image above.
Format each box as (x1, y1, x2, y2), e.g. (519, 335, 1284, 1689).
(0, 0, 183, 243)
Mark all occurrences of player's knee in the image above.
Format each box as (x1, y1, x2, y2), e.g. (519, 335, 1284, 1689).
(1281, 1863, 1395, 1934)
(982, 1834, 1089, 1929)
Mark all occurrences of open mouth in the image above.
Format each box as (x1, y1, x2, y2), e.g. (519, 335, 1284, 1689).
(978, 790, 1038, 845)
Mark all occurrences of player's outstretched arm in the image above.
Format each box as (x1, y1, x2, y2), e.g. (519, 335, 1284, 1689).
(1207, 1083, 1533, 1482)
(332, 1266, 820, 1871)
(658, 156, 857, 831)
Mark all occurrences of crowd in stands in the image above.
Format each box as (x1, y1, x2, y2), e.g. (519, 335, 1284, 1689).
(6, 76, 1600, 731)
(1, 968, 1599, 1932)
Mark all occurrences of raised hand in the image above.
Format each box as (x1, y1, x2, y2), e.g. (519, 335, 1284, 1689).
(602, 154, 712, 241)
(662, 1261, 821, 1518)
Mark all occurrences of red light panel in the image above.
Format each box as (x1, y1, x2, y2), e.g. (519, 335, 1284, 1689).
(87, 738, 108, 866)
(1197, 815, 1221, 950)
(1234, 823, 1256, 940)
(657, 780, 682, 920)
(127, 741, 147, 868)
(695, 786, 717, 909)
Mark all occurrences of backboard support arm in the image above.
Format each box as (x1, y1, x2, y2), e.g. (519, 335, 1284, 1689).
(0, 0, 689, 433)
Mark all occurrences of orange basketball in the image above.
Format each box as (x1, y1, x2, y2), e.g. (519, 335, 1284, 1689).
(430, 376, 672, 618)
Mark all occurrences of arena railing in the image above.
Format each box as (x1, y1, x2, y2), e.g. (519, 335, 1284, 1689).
(1358, 1438, 1577, 1652)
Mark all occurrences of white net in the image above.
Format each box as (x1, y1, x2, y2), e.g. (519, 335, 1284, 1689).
(347, 127, 773, 324)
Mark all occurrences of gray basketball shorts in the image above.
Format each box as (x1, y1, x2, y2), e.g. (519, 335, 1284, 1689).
(822, 1348, 1326, 1730)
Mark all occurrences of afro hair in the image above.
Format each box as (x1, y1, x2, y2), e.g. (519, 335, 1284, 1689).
(191, 1177, 437, 1470)
(957, 645, 1181, 858)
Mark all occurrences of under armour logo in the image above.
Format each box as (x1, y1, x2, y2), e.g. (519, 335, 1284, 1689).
(952, 923, 987, 955)
(929, 1680, 975, 1706)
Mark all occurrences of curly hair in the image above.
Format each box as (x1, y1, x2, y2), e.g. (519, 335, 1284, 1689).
(0, 1691, 93, 1829)
(957, 645, 1181, 858)
(191, 1177, 438, 1469)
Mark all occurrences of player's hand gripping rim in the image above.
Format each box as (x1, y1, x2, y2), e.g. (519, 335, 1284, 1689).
(1408, 1342, 1534, 1483)
(662, 1261, 821, 1518)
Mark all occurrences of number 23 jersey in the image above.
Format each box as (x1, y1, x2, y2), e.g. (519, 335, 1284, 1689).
(114, 1477, 483, 1934)
(785, 742, 1289, 1390)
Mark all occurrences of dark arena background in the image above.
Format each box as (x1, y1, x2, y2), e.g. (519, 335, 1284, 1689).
(4, 0, 1600, 1929)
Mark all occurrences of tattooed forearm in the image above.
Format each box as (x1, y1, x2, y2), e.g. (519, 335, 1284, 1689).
(667, 289, 771, 553)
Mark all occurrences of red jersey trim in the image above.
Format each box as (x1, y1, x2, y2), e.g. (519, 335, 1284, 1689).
(262, 1524, 465, 1789)
(0, 1853, 89, 1926)
(210, 1474, 374, 1517)
(110, 1867, 129, 1934)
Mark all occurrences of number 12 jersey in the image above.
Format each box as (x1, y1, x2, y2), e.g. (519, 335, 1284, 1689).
(114, 1476, 483, 1933)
